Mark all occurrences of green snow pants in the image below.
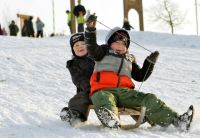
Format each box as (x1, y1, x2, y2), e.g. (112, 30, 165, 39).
(91, 88, 178, 127)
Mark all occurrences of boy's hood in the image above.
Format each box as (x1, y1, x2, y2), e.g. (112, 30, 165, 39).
(105, 27, 130, 48)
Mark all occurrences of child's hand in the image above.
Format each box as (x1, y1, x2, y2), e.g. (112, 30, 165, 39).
(147, 51, 159, 63)
(86, 14, 97, 28)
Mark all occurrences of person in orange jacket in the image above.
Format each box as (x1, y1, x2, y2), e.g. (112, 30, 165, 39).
(84, 15, 194, 131)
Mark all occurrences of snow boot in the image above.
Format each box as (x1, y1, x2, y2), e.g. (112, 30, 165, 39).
(96, 107, 120, 129)
(60, 107, 81, 124)
(173, 105, 194, 131)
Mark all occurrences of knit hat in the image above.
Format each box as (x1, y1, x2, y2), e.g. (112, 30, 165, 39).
(70, 33, 85, 56)
(106, 27, 130, 48)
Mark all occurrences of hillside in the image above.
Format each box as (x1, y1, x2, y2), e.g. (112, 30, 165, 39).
(0, 31, 200, 138)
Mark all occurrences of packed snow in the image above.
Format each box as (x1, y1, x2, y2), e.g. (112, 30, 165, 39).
(0, 30, 200, 138)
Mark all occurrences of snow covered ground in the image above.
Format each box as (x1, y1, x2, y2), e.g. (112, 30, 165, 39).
(0, 30, 200, 138)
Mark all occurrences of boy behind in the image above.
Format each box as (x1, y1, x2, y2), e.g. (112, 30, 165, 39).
(60, 33, 95, 126)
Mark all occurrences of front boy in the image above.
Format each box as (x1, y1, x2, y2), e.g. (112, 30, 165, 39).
(84, 15, 194, 131)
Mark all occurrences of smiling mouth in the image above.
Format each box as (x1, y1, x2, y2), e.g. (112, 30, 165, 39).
(116, 50, 122, 52)
(79, 49, 84, 52)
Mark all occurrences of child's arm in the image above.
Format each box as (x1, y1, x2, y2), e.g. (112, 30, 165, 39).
(67, 60, 91, 93)
(132, 51, 159, 82)
(85, 15, 107, 61)
(131, 59, 154, 82)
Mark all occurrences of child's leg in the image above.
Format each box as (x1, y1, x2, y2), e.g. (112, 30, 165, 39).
(68, 92, 91, 121)
(118, 88, 178, 127)
(91, 90, 120, 128)
(91, 90, 118, 114)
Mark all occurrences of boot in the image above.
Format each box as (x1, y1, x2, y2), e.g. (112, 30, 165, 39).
(96, 107, 120, 129)
(173, 105, 194, 131)
(60, 107, 81, 124)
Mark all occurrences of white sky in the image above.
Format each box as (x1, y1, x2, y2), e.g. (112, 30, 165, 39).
(0, 0, 199, 35)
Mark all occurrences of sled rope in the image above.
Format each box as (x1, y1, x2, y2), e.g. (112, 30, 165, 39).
(96, 20, 199, 87)
(97, 20, 153, 53)
(138, 62, 152, 91)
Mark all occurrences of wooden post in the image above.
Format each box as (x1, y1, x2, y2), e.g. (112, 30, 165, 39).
(70, 0, 76, 33)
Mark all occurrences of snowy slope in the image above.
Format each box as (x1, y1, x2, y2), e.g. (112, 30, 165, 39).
(0, 31, 200, 138)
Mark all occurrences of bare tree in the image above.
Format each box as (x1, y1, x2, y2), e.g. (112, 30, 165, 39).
(150, 0, 185, 34)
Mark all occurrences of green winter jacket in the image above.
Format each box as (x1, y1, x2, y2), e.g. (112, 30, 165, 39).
(67, 12, 72, 22)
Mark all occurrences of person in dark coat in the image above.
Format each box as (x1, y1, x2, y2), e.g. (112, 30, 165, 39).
(122, 18, 134, 31)
(8, 20, 19, 36)
(73, 0, 86, 32)
(60, 33, 95, 127)
(2, 27, 7, 35)
(0, 24, 7, 35)
(26, 16, 35, 37)
(73, 0, 86, 17)
(21, 19, 28, 36)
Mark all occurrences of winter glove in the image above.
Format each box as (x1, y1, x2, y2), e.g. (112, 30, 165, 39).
(86, 14, 97, 32)
(147, 51, 159, 64)
(87, 14, 97, 23)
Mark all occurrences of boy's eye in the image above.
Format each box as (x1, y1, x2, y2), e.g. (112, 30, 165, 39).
(81, 42, 86, 46)
(74, 42, 85, 48)
(74, 44, 79, 48)
(116, 41, 126, 46)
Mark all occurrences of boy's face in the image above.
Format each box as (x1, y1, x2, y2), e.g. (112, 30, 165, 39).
(110, 41, 127, 54)
(73, 41, 87, 57)
(78, 11, 83, 16)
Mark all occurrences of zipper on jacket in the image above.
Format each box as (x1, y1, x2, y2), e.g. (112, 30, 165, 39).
(96, 72, 100, 82)
(117, 57, 124, 87)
